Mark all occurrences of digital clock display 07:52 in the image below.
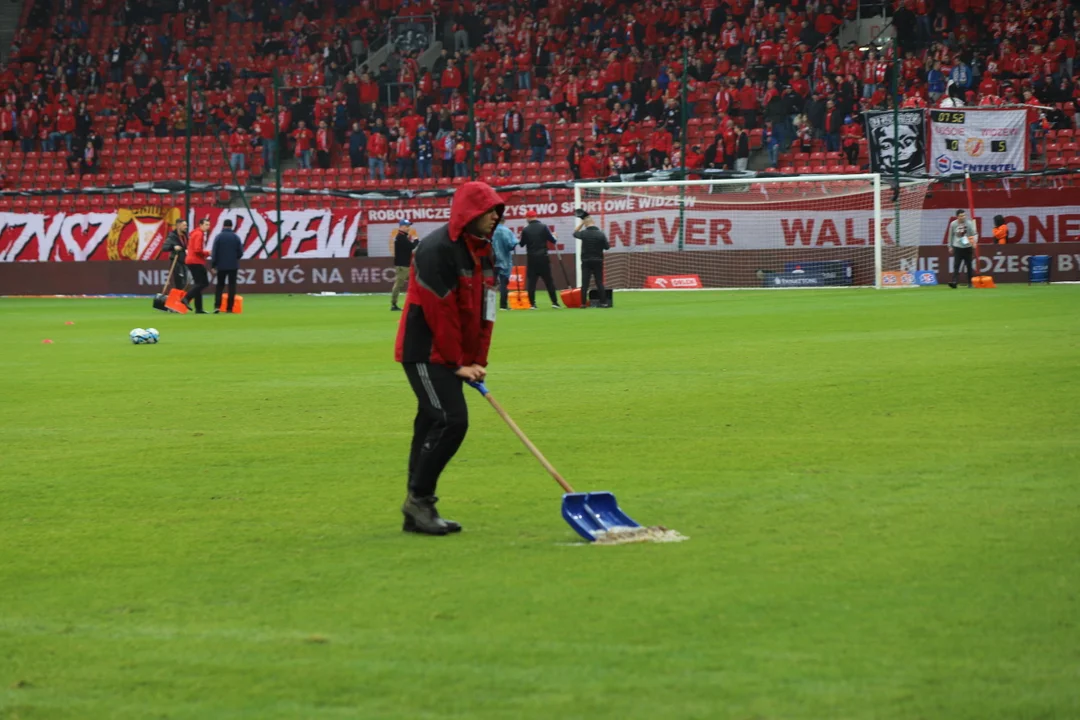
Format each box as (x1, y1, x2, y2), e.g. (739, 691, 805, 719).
(931, 111, 967, 124)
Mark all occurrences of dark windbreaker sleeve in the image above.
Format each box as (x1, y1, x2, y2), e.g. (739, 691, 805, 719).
(413, 239, 464, 367)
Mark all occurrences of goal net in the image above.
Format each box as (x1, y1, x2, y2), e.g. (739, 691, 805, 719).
(573, 175, 933, 289)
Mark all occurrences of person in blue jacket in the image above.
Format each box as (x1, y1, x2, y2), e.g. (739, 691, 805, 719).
(492, 218, 517, 310)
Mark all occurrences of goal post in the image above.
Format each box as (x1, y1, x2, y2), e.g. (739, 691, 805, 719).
(572, 175, 931, 290)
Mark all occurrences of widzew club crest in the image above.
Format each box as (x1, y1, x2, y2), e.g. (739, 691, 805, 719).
(106, 206, 183, 261)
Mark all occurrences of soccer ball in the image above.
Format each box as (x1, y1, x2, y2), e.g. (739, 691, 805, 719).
(146, 328, 160, 343)
(129, 328, 156, 345)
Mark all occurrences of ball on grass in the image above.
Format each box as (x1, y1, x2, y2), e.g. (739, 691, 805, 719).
(129, 328, 155, 345)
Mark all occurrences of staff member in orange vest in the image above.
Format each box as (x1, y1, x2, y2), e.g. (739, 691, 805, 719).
(182, 216, 212, 313)
(992, 215, 1009, 244)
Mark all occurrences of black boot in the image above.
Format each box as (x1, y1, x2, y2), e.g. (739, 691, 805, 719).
(402, 494, 462, 535)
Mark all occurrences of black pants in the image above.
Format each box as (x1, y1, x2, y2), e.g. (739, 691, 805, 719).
(403, 363, 469, 498)
(183, 264, 209, 311)
(844, 143, 859, 166)
(170, 255, 187, 290)
(527, 256, 559, 307)
(581, 259, 605, 307)
(317, 149, 331, 169)
(953, 246, 974, 286)
(498, 271, 510, 309)
(215, 268, 238, 311)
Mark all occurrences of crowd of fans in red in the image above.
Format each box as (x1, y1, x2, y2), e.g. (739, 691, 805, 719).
(0, 0, 1079, 195)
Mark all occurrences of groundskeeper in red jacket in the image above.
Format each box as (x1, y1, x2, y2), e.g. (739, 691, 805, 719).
(394, 181, 505, 537)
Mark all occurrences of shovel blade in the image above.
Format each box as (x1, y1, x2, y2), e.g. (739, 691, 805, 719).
(561, 492, 641, 542)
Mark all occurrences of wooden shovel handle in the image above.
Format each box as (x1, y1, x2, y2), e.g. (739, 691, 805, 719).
(474, 386, 577, 494)
(162, 253, 181, 294)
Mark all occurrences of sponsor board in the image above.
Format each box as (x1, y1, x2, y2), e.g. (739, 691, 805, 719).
(2, 244, 1077, 294)
(644, 274, 703, 289)
(766, 272, 826, 287)
(370, 203, 1080, 256)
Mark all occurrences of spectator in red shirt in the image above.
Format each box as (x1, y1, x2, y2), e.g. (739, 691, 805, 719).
(579, 148, 603, 178)
(38, 114, 53, 151)
(316, 120, 333, 169)
(738, 81, 760, 129)
(53, 105, 76, 151)
(228, 127, 249, 171)
(394, 129, 413, 179)
(840, 116, 863, 166)
(648, 125, 673, 168)
(292, 120, 314, 169)
(358, 72, 380, 115)
(17, 102, 37, 151)
(814, 5, 844, 36)
(440, 60, 462, 103)
(254, 110, 278, 170)
(454, 134, 469, 178)
(368, 127, 388, 181)
(0, 103, 15, 143)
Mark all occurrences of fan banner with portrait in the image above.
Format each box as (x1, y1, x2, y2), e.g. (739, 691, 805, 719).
(864, 109, 927, 176)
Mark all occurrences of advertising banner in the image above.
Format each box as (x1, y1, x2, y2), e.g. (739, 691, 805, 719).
(3, 190, 1080, 265)
(928, 108, 1028, 176)
(0, 207, 367, 262)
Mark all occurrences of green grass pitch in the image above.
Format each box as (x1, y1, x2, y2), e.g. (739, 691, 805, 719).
(1, 287, 1078, 720)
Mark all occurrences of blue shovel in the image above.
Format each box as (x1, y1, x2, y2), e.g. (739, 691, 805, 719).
(468, 381, 640, 541)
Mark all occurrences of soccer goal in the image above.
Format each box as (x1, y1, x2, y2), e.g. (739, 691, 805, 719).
(573, 175, 933, 289)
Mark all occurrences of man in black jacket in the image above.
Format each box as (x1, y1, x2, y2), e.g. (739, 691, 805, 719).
(162, 219, 189, 294)
(390, 219, 419, 311)
(211, 219, 244, 313)
(518, 210, 561, 309)
(573, 209, 610, 308)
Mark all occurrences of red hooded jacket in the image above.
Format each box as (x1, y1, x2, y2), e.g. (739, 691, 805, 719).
(395, 182, 504, 369)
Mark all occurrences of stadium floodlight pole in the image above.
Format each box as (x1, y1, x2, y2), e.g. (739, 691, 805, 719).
(467, 59, 476, 179)
(184, 72, 192, 222)
(273, 70, 283, 259)
(678, 45, 689, 251)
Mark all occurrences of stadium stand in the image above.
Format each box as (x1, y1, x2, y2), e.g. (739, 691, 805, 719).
(0, 0, 1076, 208)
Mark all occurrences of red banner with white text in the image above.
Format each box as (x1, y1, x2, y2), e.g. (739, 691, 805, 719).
(3, 189, 1080, 262)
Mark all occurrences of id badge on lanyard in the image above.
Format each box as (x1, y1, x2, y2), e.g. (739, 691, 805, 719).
(484, 287, 497, 322)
